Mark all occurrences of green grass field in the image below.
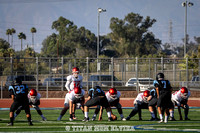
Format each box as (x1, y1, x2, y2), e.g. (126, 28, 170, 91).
(0, 108, 200, 133)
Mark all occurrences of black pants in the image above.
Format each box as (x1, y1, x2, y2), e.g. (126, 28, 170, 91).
(84, 96, 109, 108)
(128, 103, 148, 119)
(10, 96, 30, 114)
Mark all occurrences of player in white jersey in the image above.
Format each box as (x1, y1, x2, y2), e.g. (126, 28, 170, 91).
(171, 87, 191, 120)
(65, 67, 83, 91)
(126, 90, 154, 120)
(14, 89, 46, 121)
(57, 87, 85, 121)
(94, 88, 125, 121)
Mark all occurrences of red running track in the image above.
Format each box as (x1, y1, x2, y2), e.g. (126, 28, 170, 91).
(0, 98, 200, 108)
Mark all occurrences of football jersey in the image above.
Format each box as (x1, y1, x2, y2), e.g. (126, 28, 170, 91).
(133, 93, 149, 105)
(68, 89, 85, 101)
(88, 87, 105, 98)
(65, 75, 83, 91)
(28, 92, 41, 105)
(153, 80, 172, 92)
(8, 84, 29, 98)
(171, 90, 191, 106)
(106, 91, 121, 103)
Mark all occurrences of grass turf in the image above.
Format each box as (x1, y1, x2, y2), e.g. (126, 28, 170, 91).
(0, 108, 200, 133)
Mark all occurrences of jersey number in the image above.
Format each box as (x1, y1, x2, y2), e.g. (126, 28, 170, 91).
(15, 85, 25, 94)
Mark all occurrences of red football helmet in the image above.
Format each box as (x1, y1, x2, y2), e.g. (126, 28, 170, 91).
(29, 89, 37, 96)
(74, 87, 81, 94)
(181, 87, 188, 94)
(72, 67, 79, 73)
(143, 90, 150, 97)
(109, 88, 117, 95)
(180, 87, 188, 99)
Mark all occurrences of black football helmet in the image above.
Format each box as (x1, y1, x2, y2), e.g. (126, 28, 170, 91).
(156, 73, 164, 80)
(14, 77, 22, 85)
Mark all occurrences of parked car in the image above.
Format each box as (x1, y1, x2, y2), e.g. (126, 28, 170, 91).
(43, 77, 67, 87)
(125, 78, 154, 91)
(181, 76, 200, 89)
(5, 75, 40, 89)
(83, 75, 122, 87)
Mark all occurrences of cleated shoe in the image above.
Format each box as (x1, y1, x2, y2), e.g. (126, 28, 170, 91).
(7, 123, 13, 126)
(126, 116, 131, 121)
(69, 118, 73, 121)
(121, 117, 126, 121)
(42, 117, 47, 121)
(185, 117, 190, 120)
(158, 119, 163, 123)
(169, 117, 176, 121)
(82, 117, 89, 122)
(108, 117, 113, 121)
(28, 121, 33, 126)
(92, 117, 96, 121)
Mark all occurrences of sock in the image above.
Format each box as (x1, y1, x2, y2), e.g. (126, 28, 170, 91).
(159, 114, 163, 120)
(120, 114, 124, 118)
(85, 112, 88, 118)
(164, 115, 168, 122)
(58, 115, 62, 119)
(150, 111, 155, 118)
(40, 114, 44, 118)
(170, 111, 174, 118)
(107, 112, 111, 118)
(10, 117, 14, 123)
(14, 113, 18, 118)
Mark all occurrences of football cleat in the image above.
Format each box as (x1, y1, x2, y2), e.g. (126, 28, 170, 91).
(139, 118, 142, 121)
(150, 117, 156, 121)
(7, 122, 13, 126)
(126, 116, 131, 121)
(92, 116, 96, 121)
(108, 117, 113, 121)
(28, 121, 33, 126)
(82, 117, 89, 122)
(169, 117, 176, 121)
(69, 118, 73, 121)
(158, 119, 163, 123)
(185, 117, 190, 120)
(57, 116, 61, 121)
(42, 117, 47, 121)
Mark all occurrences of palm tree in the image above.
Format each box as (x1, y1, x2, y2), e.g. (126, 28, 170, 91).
(18, 32, 26, 52)
(31, 27, 37, 51)
(6, 29, 12, 44)
(11, 28, 16, 48)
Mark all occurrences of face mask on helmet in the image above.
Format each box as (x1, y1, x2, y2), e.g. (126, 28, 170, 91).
(109, 88, 117, 98)
(180, 87, 188, 99)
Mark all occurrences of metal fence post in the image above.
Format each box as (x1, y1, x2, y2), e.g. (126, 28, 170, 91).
(61, 57, 64, 91)
(86, 57, 89, 91)
(199, 59, 200, 80)
(111, 57, 114, 87)
(135, 57, 139, 93)
(36, 57, 39, 91)
(161, 57, 164, 73)
(186, 57, 188, 88)
(10, 57, 13, 76)
(46, 81, 48, 98)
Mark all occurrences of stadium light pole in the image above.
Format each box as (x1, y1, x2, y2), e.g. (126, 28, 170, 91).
(97, 8, 106, 60)
(182, 0, 193, 57)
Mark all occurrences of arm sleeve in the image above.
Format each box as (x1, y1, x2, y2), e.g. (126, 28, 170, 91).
(65, 76, 71, 91)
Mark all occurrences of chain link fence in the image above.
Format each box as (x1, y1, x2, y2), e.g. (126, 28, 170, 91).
(0, 57, 200, 98)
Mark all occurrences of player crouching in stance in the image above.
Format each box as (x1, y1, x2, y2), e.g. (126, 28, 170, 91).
(126, 90, 156, 120)
(171, 87, 191, 120)
(57, 87, 85, 121)
(97, 88, 126, 121)
(83, 86, 113, 121)
(8, 78, 33, 126)
(14, 89, 47, 121)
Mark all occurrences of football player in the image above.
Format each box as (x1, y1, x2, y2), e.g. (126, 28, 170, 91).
(126, 90, 153, 120)
(65, 67, 83, 119)
(97, 88, 126, 121)
(82, 86, 113, 121)
(171, 87, 191, 120)
(8, 77, 33, 126)
(57, 87, 85, 121)
(14, 89, 47, 121)
(154, 73, 173, 123)
(65, 67, 83, 91)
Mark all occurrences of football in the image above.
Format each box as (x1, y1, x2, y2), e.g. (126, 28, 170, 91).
(111, 114, 117, 120)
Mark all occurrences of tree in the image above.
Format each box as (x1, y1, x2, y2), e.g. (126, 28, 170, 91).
(6, 29, 12, 44)
(11, 28, 16, 48)
(31, 27, 37, 51)
(109, 12, 161, 57)
(18, 32, 26, 52)
(0, 38, 10, 57)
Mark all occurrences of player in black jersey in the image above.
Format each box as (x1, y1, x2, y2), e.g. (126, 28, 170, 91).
(153, 73, 173, 123)
(82, 86, 113, 121)
(7, 77, 33, 126)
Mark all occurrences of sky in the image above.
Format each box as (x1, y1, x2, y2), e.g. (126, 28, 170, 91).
(0, 0, 200, 53)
